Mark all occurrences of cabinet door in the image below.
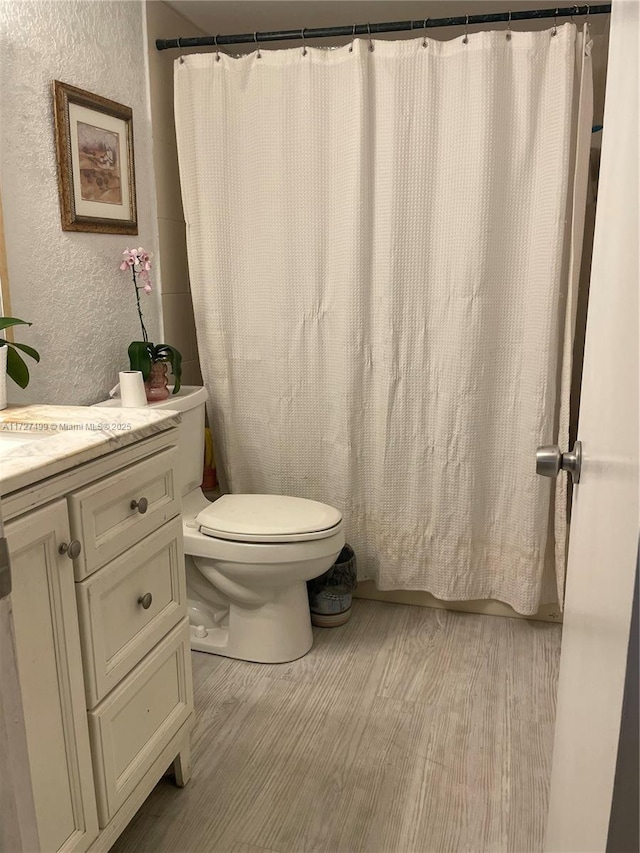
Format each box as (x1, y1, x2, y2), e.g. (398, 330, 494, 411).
(6, 500, 98, 853)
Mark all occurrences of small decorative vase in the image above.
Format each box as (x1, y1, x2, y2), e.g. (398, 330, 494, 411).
(144, 361, 170, 403)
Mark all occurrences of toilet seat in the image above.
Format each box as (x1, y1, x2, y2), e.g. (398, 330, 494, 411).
(197, 494, 343, 543)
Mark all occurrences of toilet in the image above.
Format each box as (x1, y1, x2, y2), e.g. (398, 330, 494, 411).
(95, 386, 345, 663)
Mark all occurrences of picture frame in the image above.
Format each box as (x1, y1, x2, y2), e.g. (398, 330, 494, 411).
(52, 81, 138, 234)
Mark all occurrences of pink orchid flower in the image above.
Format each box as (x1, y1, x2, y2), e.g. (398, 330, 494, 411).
(139, 268, 152, 287)
(138, 249, 153, 272)
(121, 245, 153, 344)
(119, 248, 153, 292)
(119, 248, 141, 270)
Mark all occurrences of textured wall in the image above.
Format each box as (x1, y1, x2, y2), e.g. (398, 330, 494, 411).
(145, 0, 203, 388)
(0, 0, 161, 405)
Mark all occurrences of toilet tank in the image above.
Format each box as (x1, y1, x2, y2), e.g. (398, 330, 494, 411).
(93, 385, 209, 496)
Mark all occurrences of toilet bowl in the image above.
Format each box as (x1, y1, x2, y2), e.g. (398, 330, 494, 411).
(182, 488, 344, 662)
(94, 386, 345, 663)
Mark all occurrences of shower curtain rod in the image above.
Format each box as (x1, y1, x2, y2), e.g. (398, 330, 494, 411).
(156, 3, 610, 50)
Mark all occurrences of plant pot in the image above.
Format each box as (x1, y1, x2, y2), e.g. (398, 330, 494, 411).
(144, 361, 170, 403)
(0, 345, 7, 410)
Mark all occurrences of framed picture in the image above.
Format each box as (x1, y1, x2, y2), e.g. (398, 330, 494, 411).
(53, 81, 137, 234)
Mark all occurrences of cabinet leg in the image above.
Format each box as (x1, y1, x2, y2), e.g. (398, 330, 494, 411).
(172, 741, 191, 787)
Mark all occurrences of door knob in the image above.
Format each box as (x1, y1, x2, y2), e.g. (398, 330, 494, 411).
(130, 497, 149, 514)
(536, 441, 582, 484)
(59, 539, 82, 559)
(138, 592, 153, 610)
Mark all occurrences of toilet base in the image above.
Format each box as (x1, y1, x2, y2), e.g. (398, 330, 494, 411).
(188, 580, 314, 663)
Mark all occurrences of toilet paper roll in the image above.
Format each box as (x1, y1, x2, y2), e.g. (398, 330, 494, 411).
(119, 371, 147, 407)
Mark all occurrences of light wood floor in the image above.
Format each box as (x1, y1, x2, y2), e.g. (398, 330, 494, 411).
(112, 600, 561, 853)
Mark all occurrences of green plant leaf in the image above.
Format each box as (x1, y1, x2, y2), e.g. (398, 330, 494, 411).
(128, 341, 153, 380)
(6, 345, 30, 388)
(5, 340, 40, 362)
(0, 317, 32, 333)
(155, 344, 182, 394)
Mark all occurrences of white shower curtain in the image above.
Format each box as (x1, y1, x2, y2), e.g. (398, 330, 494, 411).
(174, 24, 592, 615)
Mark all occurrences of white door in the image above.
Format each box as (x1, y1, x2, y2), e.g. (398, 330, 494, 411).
(544, 2, 639, 851)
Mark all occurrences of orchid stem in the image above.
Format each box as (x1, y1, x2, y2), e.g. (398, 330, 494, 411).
(132, 268, 149, 344)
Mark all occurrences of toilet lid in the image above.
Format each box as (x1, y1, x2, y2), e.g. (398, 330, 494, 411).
(196, 494, 343, 543)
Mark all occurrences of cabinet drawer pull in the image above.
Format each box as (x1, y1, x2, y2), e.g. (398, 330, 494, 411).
(59, 540, 82, 559)
(130, 497, 149, 514)
(138, 592, 153, 610)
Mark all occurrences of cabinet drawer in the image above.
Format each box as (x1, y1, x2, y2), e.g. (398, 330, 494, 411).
(88, 619, 193, 827)
(68, 447, 180, 579)
(76, 517, 186, 707)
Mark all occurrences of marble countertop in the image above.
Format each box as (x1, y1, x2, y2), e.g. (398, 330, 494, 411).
(0, 404, 181, 496)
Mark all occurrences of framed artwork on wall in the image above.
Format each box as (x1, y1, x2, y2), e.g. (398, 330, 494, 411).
(52, 81, 138, 234)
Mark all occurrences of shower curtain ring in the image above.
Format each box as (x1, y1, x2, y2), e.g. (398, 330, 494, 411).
(177, 37, 185, 64)
(573, 4, 590, 22)
(214, 34, 220, 62)
(254, 31, 261, 59)
(422, 18, 430, 48)
(367, 22, 374, 52)
(552, 8, 558, 35)
(506, 10, 512, 40)
(301, 28, 307, 56)
(348, 24, 357, 52)
(463, 14, 469, 44)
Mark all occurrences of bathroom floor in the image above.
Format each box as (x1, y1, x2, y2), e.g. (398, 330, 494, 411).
(112, 599, 561, 853)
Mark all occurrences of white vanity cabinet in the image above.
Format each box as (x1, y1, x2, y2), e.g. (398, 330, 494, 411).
(3, 427, 193, 853)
